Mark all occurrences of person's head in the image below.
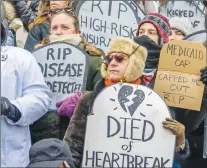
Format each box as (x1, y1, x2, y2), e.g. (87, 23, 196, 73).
(136, 13, 170, 45)
(27, 138, 74, 168)
(101, 38, 147, 83)
(0, 1, 8, 45)
(169, 17, 192, 41)
(50, 11, 79, 35)
(50, 0, 71, 10)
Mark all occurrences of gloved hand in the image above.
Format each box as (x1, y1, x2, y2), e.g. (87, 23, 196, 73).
(56, 92, 83, 117)
(201, 66, 207, 85)
(0, 97, 21, 122)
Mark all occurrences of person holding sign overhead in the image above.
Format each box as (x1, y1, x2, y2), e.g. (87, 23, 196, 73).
(30, 10, 103, 144)
(64, 38, 190, 168)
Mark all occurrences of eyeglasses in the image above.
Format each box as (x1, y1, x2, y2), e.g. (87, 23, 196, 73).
(104, 45, 141, 65)
(105, 54, 126, 64)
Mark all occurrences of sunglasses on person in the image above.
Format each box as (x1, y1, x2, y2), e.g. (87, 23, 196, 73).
(104, 45, 141, 65)
(43, 7, 75, 17)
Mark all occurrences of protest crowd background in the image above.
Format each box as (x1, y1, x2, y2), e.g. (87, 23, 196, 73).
(1, 0, 207, 168)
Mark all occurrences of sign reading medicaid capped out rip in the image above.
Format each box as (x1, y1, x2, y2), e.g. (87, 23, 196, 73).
(154, 40, 206, 111)
(32, 42, 89, 110)
(82, 83, 175, 168)
(76, 0, 145, 52)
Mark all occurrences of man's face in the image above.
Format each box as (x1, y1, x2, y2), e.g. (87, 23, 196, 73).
(50, 1, 70, 10)
(169, 29, 185, 41)
(138, 23, 159, 45)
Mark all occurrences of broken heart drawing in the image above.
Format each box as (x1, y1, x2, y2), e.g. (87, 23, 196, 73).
(118, 85, 145, 117)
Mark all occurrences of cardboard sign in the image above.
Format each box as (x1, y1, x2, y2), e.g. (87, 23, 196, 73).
(82, 84, 175, 168)
(32, 42, 89, 110)
(154, 40, 206, 111)
(76, 0, 145, 52)
(159, 0, 205, 32)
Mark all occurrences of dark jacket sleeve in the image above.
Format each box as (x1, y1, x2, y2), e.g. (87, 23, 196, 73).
(13, 1, 38, 31)
(24, 23, 49, 52)
(63, 92, 93, 168)
(174, 139, 190, 162)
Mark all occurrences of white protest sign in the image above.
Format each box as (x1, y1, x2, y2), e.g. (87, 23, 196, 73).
(184, 30, 207, 43)
(82, 84, 175, 168)
(32, 42, 89, 110)
(76, 0, 144, 52)
(159, 0, 205, 32)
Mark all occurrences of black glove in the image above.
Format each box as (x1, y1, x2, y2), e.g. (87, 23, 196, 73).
(1, 97, 21, 122)
(201, 67, 207, 85)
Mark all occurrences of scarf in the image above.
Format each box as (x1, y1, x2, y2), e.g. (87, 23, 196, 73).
(134, 35, 162, 84)
(105, 78, 141, 87)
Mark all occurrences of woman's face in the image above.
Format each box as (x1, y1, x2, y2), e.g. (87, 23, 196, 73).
(50, 13, 78, 35)
(138, 23, 159, 45)
(50, 1, 69, 10)
(107, 53, 129, 82)
(169, 29, 185, 41)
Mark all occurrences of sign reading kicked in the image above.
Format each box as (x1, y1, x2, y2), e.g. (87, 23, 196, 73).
(33, 42, 89, 110)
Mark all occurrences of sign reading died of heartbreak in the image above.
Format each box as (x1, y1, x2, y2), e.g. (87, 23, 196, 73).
(159, 0, 206, 32)
(82, 84, 175, 168)
(154, 40, 206, 111)
(76, 0, 145, 52)
(32, 42, 89, 110)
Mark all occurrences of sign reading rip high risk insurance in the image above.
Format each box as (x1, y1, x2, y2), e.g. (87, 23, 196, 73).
(154, 40, 206, 111)
(32, 42, 89, 110)
(76, 0, 145, 52)
(82, 84, 175, 168)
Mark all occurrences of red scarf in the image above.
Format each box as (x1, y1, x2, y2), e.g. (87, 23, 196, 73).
(105, 78, 141, 87)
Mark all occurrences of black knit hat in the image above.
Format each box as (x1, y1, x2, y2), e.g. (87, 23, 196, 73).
(27, 138, 74, 168)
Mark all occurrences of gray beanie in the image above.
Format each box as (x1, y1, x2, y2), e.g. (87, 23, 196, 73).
(169, 17, 192, 36)
(1, 1, 8, 45)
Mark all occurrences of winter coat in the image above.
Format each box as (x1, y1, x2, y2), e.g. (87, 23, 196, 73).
(63, 78, 190, 168)
(1, 46, 51, 167)
(10, 0, 39, 31)
(30, 36, 103, 144)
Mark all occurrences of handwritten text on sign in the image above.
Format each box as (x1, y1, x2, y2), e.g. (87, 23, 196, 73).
(76, 0, 143, 52)
(154, 40, 206, 111)
(32, 42, 89, 110)
(159, 0, 205, 32)
(82, 84, 175, 168)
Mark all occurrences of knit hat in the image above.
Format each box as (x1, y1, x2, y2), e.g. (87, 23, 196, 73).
(101, 37, 147, 82)
(136, 13, 170, 44)
(169, 17, 192, 36)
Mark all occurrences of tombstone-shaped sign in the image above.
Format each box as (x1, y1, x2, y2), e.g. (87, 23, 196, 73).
(154, 40, 206, 111)
(82, 84, 175, 168)
(32, 42, 89, 110)
(76, 0, 144, 52)
(184, 30, 207, 44)
(159, 0, 206, 32)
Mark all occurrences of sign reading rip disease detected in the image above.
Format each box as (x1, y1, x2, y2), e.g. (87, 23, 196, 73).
(154, 40, 206, 111)
(159, 0, 205, 32)
(32, 42, 89, 110)
(76, 0, 144, 52)
(82, 84, 175, 168)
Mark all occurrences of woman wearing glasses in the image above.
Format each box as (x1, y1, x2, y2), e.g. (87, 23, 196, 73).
(24, 0, 75, 52)
(30, 11, 103, 144)
(64, 37, 190, 168)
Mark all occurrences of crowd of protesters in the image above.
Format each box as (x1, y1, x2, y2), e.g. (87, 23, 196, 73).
(1, 1, 207, 168)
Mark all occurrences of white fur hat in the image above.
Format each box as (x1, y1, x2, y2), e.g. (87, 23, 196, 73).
(169, 17, 192, 36)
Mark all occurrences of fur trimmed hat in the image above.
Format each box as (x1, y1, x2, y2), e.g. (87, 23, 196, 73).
(101, 38, 147, 82)
(169, 17, 192, 36)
